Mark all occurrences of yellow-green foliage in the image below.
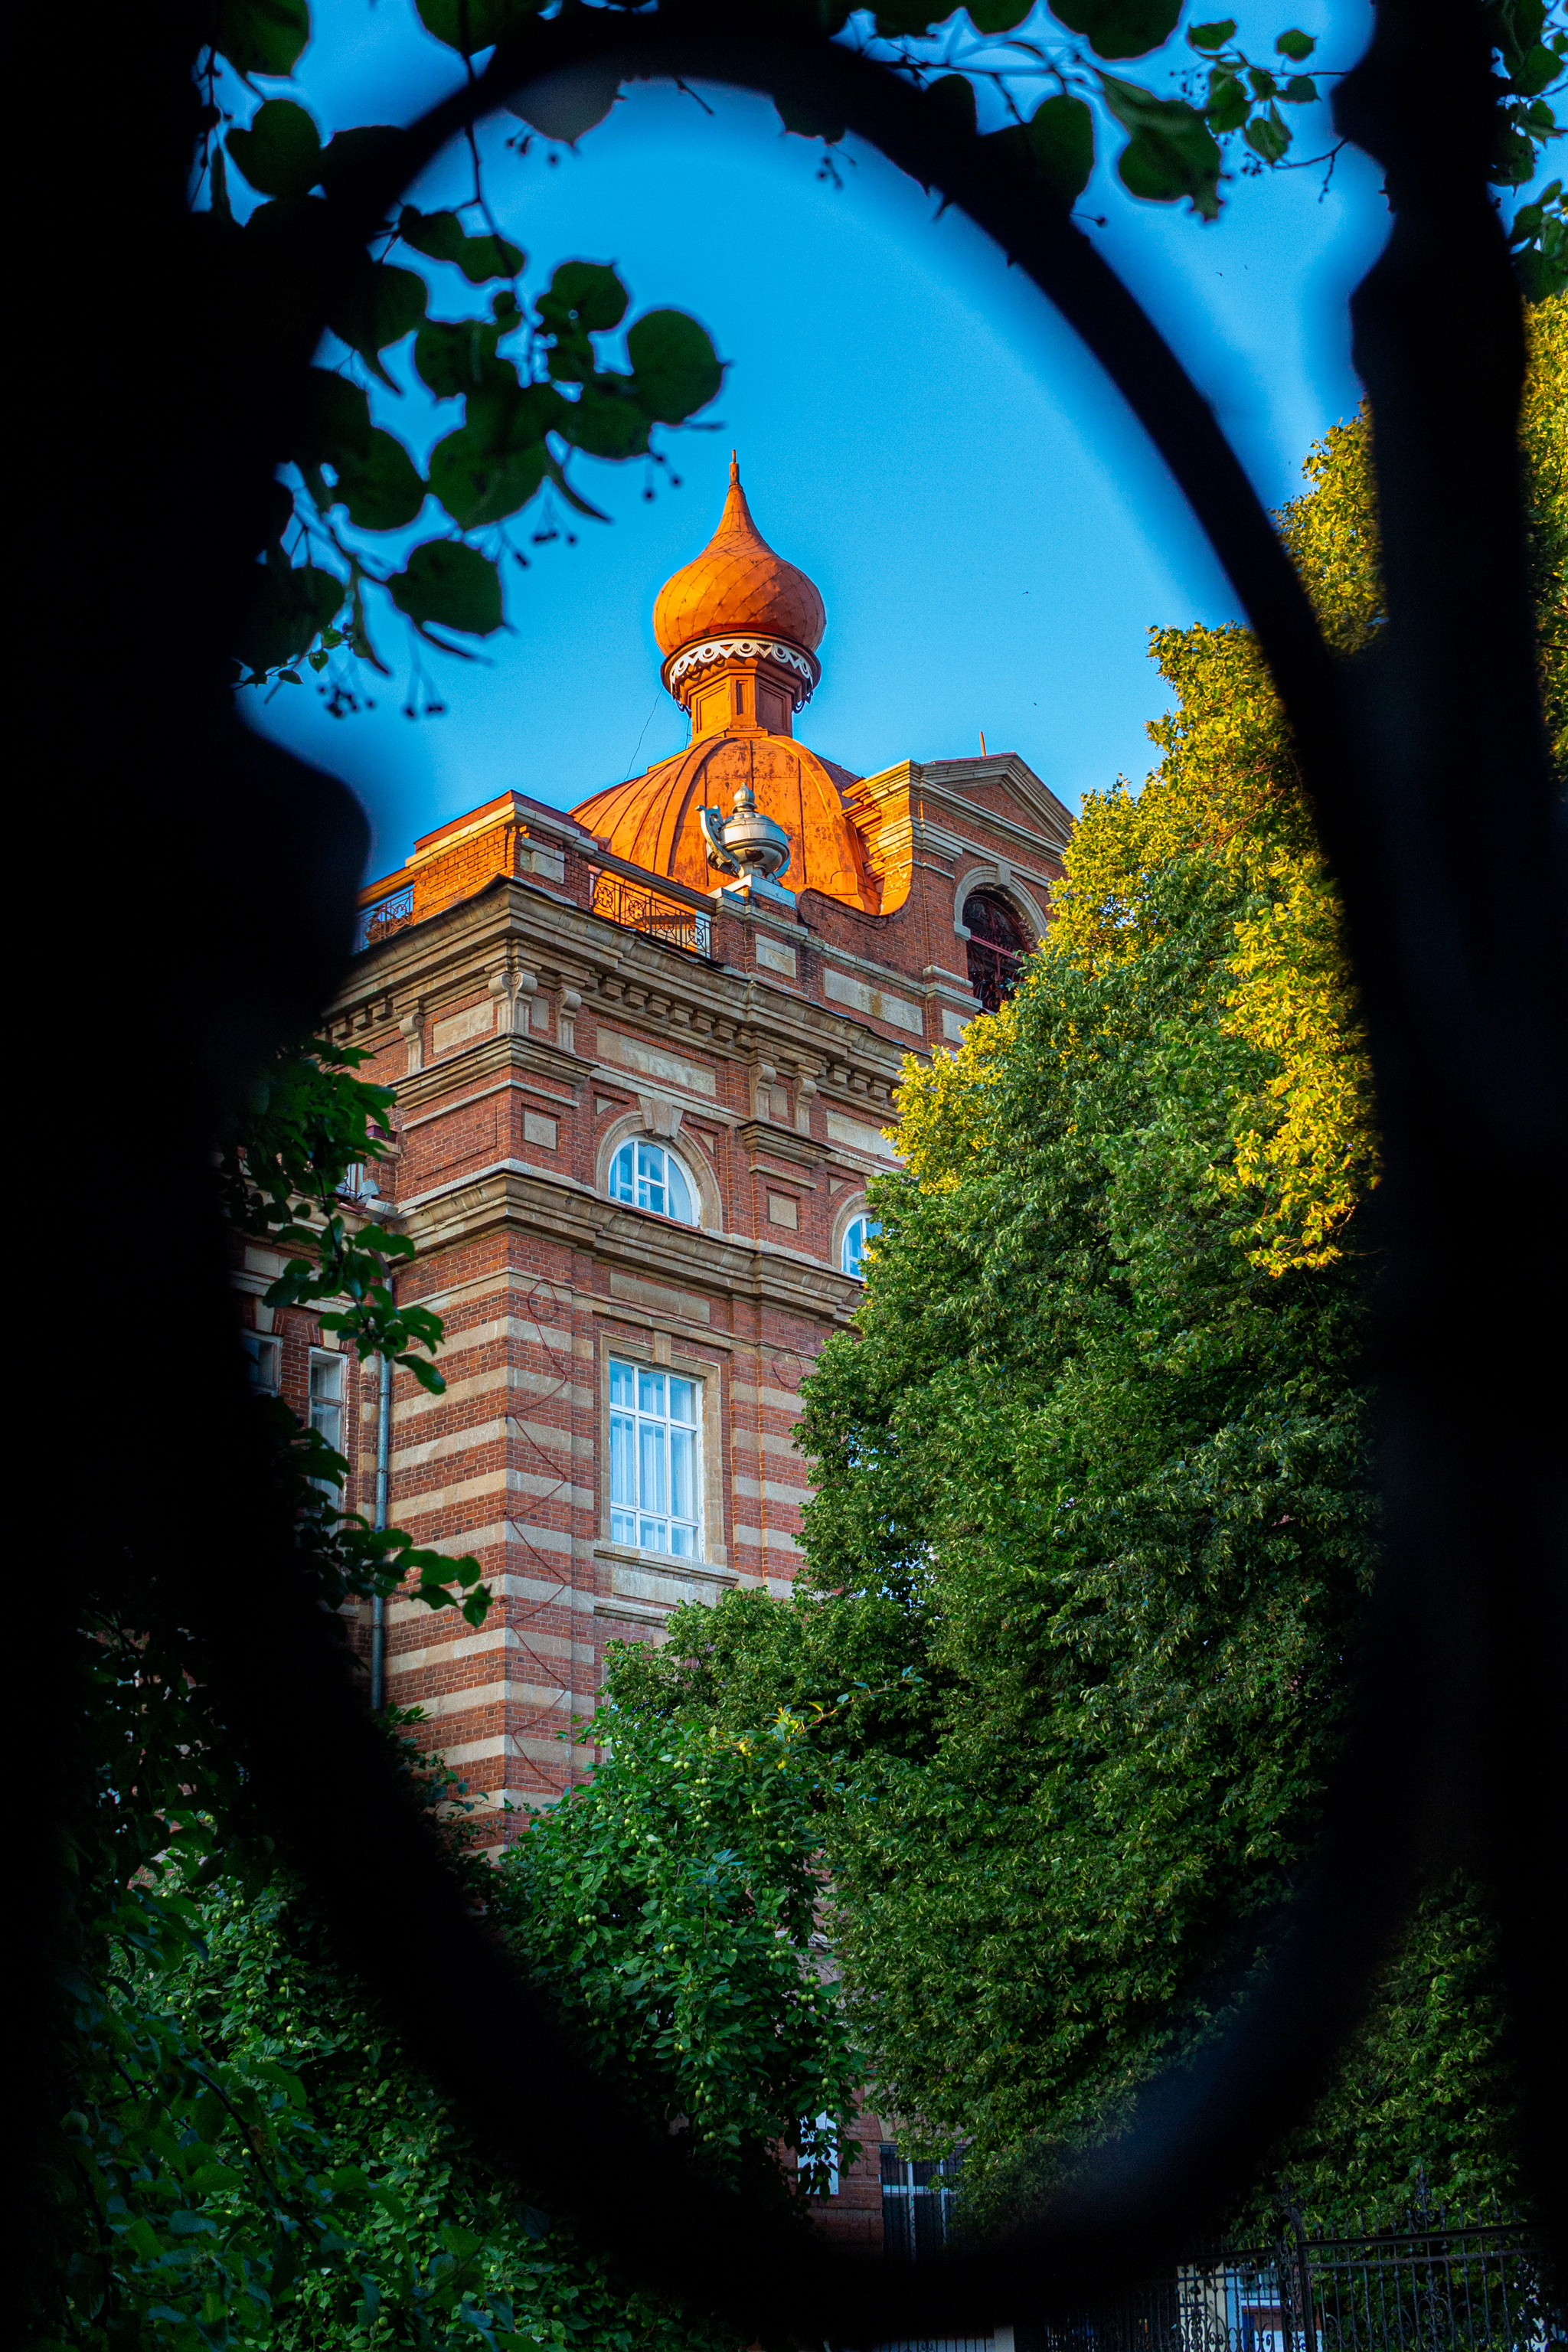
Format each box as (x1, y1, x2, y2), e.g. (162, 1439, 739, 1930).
(902, 296, 1564, 1277)
(1521, 292, 1567, 773)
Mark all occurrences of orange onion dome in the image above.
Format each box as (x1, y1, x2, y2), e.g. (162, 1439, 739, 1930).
(652, 456, 826, 662)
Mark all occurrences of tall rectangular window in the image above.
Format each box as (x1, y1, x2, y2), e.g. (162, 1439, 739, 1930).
(242, 1331, 280, 1393)
(880, 2146, 959, 2262)
(609, 1357, 700, 1557)
(309, 1351, 345, 1497)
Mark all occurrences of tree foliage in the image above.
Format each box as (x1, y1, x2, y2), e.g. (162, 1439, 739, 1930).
(495, 1705, 864, 2205)
(45, 1704, 791, 2351)
(194, 1, 1566, 696)
(37, 1030, 858, 2347)
(34, 1041, 487, 2347)
(605, 314, 1563, 2234)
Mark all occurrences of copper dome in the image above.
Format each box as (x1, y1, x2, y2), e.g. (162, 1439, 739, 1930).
(652, 457, 826, 662)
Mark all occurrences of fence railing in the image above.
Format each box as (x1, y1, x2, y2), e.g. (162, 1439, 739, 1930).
(590, 867, 712, 956)
(1016, 2221, 1562, 2352)
(354, 883, 415, 952)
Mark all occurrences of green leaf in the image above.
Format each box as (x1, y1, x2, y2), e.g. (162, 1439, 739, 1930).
(414, 317, 507, 398)
(560, 379, 650, 460)
(1050, 0, 1182, 61)
(429, 425, 549, 528)
(1243, 103, 1290, 164)
(388, 541, 502, 635)
(968, 0, 1034, 27)
(1187, 17, 1236, 47)
(1514, 40, 1563, 95)
(469, 374, 568, 444)
(1205, 67, 1250, 133)
(290, 368, 373, 469)
(507, 64, 621, 142)
(1027, 92, 1096, 203)
(1281, 75, 1318, 104)
(537, 260, 629, 335)
(399, 206, 524, 283)
(415, 0, 542, 54)
(317, 124, 409, 197)
(544, 453, 611, 523)
(330, 429, 427, 531)
(1489, 121, 1539, 185)
(325, 263, 426, 385)
(1102, 76, 1223, 217)
(214, 0, 311, 77)
(237, 560, 346, 676)
(626, 309, 724, 426)
(1275, 27, 1315, 60)
(168, 2209, 220, 2237)
(227, 98, 322, 198)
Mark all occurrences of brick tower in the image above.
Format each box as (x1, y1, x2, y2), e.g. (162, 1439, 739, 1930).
(237, 458, 1073, 1832)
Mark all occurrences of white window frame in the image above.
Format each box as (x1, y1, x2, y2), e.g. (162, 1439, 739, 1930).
(841, 1212, 881, 1281)
(607, 1136, 700, 1227)
(308, 1348, 346, 1498)
(607, 1354, 704, 1559)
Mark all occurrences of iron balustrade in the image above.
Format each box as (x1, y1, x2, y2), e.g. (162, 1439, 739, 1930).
(590, 867, 712, 956)
(354, 884, 414, 953)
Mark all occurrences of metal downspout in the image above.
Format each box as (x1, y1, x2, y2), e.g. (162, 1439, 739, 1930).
(371, 1352, 391, 1710)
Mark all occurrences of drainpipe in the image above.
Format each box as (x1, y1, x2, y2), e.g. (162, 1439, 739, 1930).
(370, 1351, 391, 1710)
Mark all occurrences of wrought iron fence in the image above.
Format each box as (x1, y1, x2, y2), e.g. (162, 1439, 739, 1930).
(1017, 2220, 1563, 2352)
(591, 867, 712, 956)
(354, 884, 415, 952)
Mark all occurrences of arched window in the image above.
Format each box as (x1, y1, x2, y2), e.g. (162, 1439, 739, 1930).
(609, 1138, 699, 1226)
(963, 889, 1027, 1014)
(841, 1214, 881, 1282)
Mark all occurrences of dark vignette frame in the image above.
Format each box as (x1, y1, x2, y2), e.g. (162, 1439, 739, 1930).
(27, 0, 1563, 2339)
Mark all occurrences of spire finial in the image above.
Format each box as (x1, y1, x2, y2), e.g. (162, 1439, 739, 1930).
(729, 449, 740, 484)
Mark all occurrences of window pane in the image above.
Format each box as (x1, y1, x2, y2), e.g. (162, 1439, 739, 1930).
(610, 1412, 635, 1507)
(640, 1517, 665, 1551)
(635, 1141, 665, 1214)
(912, 2195, 947, 2262)
(310, 1356, 343, 1401)
(609, 1357, 635, 1409)
(638, 1367, 665, 1417)
(639, 1421, 667, 1514)
(666, 1155, 694, 1223)
(610, 1142, 634, 1202)
(669, 1377, 695, 1425)
(843, 1216, 882, 1280)
(670, 1426, 695, 1521)
(670, 1521, 696, 1557)
(611, 1508, 635, 1545)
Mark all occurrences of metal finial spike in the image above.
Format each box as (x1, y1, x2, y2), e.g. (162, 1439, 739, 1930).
(729, 450, 740, 483)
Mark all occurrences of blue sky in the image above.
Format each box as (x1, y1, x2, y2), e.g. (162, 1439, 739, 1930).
(246, 1, 1393, 877)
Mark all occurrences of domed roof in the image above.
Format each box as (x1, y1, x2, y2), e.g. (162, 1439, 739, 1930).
(573, 733, 879, 912)
(652, 456, 826, 661)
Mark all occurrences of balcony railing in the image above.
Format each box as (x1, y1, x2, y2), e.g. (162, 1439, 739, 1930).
(354, 884, 415, 953)
(592, 868, 712, 956)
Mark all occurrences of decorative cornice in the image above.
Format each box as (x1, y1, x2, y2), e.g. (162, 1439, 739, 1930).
(662, 635, 820, 710)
